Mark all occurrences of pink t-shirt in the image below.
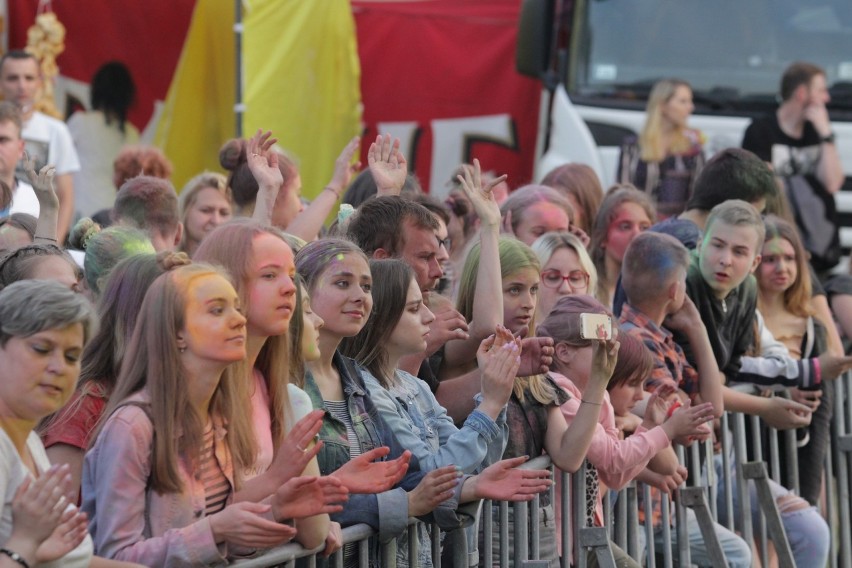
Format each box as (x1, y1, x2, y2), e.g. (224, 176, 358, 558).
(245, 370, 275, 481)
(549, 372, 670, 556)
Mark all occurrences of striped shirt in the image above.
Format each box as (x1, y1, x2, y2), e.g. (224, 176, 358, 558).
(199, 424, 229, 515)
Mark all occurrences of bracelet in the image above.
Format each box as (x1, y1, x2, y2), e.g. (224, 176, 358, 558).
(666, 400, 683, 419)
(323, 185, 342, 199)
(0, 548, 30, 568)
(813, 357, 822, 386)
(581, 399, 602, 406)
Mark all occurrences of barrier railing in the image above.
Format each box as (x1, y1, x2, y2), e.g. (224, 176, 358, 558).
(237, 372, 852, 567)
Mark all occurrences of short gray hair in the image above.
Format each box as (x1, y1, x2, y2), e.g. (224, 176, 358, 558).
(0, 280, 98, 346)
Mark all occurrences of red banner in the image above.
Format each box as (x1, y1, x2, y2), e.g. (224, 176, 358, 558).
(352, 0, 541, 196)
(8, 0, 195, 130)
(8, 1, 540, 195)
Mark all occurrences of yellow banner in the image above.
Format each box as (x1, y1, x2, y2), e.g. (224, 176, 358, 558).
(154, 0, 236, 190)
(243, 0, 362, 198)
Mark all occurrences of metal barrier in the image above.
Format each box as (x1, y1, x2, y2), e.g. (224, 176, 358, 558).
(235, 374, 852, 567)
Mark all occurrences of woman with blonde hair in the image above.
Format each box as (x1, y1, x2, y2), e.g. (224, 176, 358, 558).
(618, 78, 705, 218)
(531, 231, 597, 323)
(178, 172, 233, 256)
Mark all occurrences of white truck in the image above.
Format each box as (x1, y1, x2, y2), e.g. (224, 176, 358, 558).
(518, 0, 852, 258)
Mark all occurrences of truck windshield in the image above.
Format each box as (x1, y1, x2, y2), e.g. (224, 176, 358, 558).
(569, 0, 852, 115)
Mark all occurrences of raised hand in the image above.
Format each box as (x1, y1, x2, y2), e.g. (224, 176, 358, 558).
(588, 336, 620, 388)
(470, 456, 552, 501)
(327, 136, 361, 197)
(209, 502, 297, 549)
(477, 325, 521, 415)
(24, 151, 58, 211)
(247, 129, 283, 224)
(456, 158, 505, 228)
(368, 133, 408, 196)
(331, 447, 411, 493)
(407, 465, 460, 517)
(272, 476, 349, 521)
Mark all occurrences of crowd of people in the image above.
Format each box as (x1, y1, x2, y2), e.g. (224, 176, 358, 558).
(0, 48, 851, 568)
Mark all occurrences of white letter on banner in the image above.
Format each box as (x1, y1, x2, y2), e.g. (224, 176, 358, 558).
(429, 115, 515, 199)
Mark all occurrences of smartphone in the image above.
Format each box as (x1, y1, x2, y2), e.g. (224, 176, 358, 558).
(580, 313, 612, 341)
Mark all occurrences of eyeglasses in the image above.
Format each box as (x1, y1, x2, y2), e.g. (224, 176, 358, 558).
(540, 269, 589, 290)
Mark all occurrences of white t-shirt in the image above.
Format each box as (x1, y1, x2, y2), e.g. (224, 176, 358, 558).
(67, 110, 139, 217)
(17, 111, 80, 178)
(7, 179, 38, 218)
(0, 429, 93, 567)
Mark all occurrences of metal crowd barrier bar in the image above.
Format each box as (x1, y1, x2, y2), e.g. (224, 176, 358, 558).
(834, 370, 852, 568)
(233, 517, 462, 568)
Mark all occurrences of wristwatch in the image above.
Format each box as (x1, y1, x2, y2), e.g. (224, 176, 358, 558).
(820, 132, 836, 144)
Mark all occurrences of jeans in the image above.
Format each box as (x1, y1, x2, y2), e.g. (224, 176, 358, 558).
(714, 450, 830, 568)
(637, 508, 752, 568)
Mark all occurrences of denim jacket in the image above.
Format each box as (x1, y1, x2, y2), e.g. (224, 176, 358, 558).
(304, 352, 414, 543)
(82, 394, 231, 566)
(362, 368, 508, 474)
(304, 355, 473, 540)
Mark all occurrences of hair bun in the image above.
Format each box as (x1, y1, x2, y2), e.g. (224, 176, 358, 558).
(68, 218, 102, 251)
(219, 139, 247, 171)
(156, 251, 191, 271)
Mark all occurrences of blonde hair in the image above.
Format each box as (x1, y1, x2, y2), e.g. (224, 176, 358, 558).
(457, 237, 555, 404)
(178, 171, 232, 252)
(531, 231, 598, 294)
(640, 79, 693, 162)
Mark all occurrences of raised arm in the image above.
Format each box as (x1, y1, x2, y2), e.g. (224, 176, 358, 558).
(805, 103, 844, 194)
(368, 133, 408, 197)
(248, 129, 284, 226)
(664, 296, 724, 417)
(23, 153, 59, 244)
(443, 159, 507, 369)
(545, 338, 619, 473)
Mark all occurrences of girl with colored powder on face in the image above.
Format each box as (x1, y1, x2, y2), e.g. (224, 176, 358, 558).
(82, 264, 348, 565)
(342, 258, 553, 568)
(195, 221, 406, 553)
(589, 186, 656, 307)
(756, 215, 836, 506)
(298, 238, 495, 568)
(455, 236, 620, 567)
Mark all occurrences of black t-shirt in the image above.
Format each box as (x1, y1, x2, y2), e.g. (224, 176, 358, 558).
(742, 114, 840, 272)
